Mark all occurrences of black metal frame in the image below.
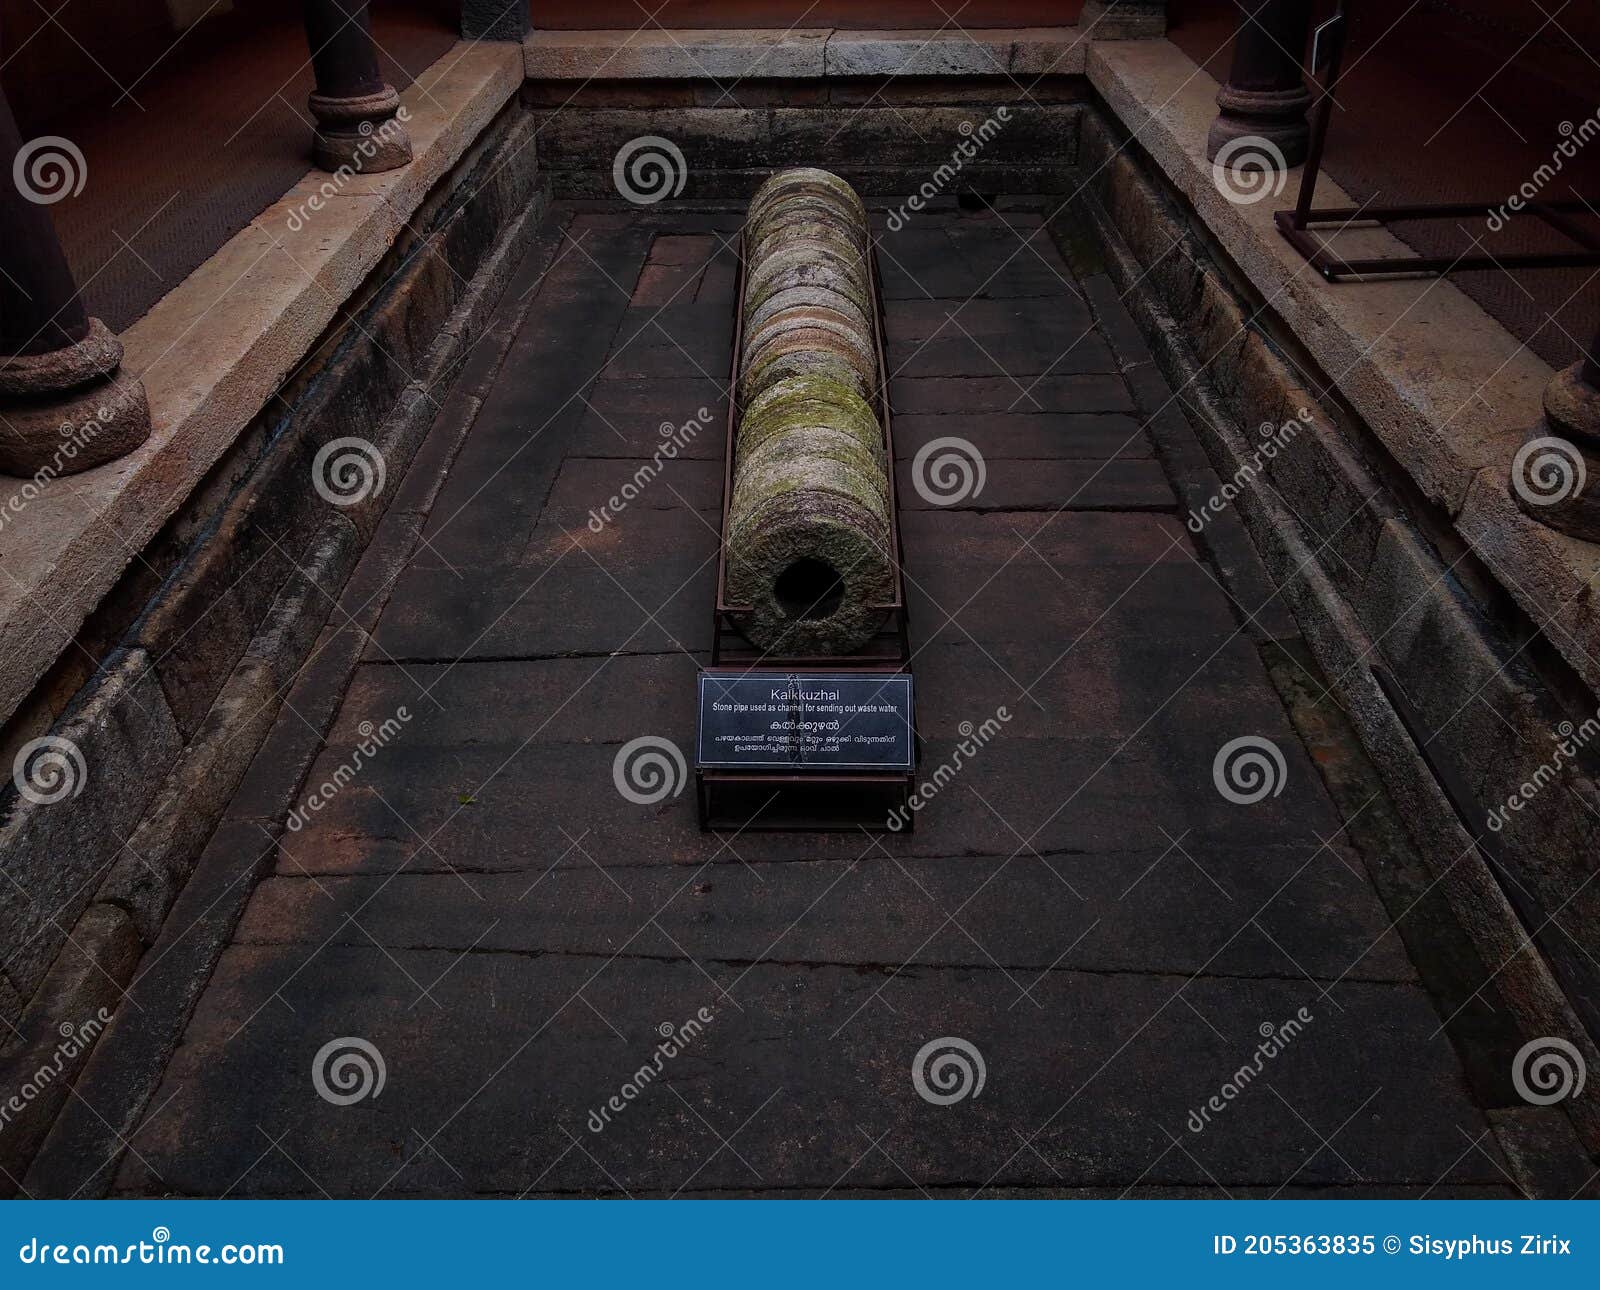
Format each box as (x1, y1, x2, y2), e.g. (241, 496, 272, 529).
(1273, 5, 1600, 281)
(697, 230, 918, 833)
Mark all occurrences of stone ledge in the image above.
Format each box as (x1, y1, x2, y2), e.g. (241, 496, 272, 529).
(1062, 154, 1600, 1144)
(525, 27, 829, 80)
(1086, 38, 1600, 698)
(0, 40, 524, 730)
(524, 27, 1093, 81)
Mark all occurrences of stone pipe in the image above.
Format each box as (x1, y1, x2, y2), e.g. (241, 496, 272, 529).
(725, 169, 894, 657)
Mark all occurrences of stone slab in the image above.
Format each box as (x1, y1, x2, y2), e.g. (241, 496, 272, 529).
(116, 951, 1495, 1195)
(410, 217, 654, 566)
(238, 841, 1412, 981)
(886, 328, 1116, 378)
(526, 27, 831, 81)
(523, 28, 1091, 83)
(545, 456, 723, 522)
(368, 506, 719, 662)
(884, 296, 1097, 343)
(22, 820, 282, 1199)
(893, 412, 1153, 460)
(894, 457, 1172, 509)
(274, 715, 1338, 878)
(325, 629, 1296, 760)
(878, 224, 1088, 301)
(891, 375, 1134, 413)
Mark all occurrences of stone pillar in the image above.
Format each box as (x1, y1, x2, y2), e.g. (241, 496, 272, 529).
(1514, 323, 1600, 542)
(1080, 1, 1168, 38)
(0, 91, 150, 478)
(303, 0, 413, 173)
(1207, 0, 1314, 168)
(462, 0, 530, 41)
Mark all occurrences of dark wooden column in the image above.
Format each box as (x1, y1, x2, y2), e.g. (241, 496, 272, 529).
(1207, 0, 1314, 168)
(303, 0, 412, 173)
(462, 0, 530, 41)
(0, 88, 149, 477)
(1516, 322, 1600, 541)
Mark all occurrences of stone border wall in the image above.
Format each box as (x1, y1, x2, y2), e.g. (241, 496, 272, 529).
(1063, 106, 1600, 1154)
(0, 103, 549, 1189)
(526, 77, 1089, 198)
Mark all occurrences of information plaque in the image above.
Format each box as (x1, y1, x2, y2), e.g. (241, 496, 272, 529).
(696, 672, 915, 771)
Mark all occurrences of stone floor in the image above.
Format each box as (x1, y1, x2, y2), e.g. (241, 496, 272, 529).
(74, 202, 1517, 1197)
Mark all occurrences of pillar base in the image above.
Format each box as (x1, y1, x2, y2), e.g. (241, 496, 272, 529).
(308, 85, 413, 174)
(1512, 363, 1600, 542)
(1207, 84, 1312, 168)
(0, 321, 152, 477)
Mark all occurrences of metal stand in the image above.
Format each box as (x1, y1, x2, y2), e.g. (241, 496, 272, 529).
(697, 232, 918, 832)
(1273, 5, 1600, 281)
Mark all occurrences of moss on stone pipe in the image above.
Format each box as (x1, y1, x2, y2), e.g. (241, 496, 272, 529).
(742, 303, 874, 369)
(728, 169, 892, 655)
(738, 377, 884, 461)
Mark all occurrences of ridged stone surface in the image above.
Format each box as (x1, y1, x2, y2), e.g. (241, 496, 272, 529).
(727, 169, 893, 656)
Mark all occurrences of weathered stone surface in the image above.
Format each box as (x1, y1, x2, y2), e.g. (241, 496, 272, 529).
(746, 223, 866, 278)
(744, 295, 872, 355)
(728, 172, 893, 655)
(0, 973, 22, 1034)
(101, 510, 357, 940)
(1087, 39, 1550, 518)
(1362, 521, 1600, 1046)
(0, 902, 140, 1192)
(20, 208, 571, 1193)
(0, 650, 180, 1000)
(904, 412, 1154, 464)
(119, 950, 1495, 1196)
(895, 456, 1172, 510)
(522, 27, 1092, 84)
(1070, 118, 1600, 1145)
(742, 326, 875, 396)
(463, 0, 527, 41)
(824, 30, 1011, 78)
(238, 841, 1411, 979)
(748, 166, 867, 224)
(0, 41, 523, 732)
(0, 367, 152, 479)
(739, 377, 881, 460)
(891, 374, 1133, 414)
(1488, 1107, 1600, 1199)
(23, 820, 282, 1199)
(532, 104, 1083, 196)
(525, 28, 830, 81)
(46, 200, 1540, 1196)
(743, 284, 872, 350)
(371, 506, 719, 661)
(744, 257, 871, 320)
(1457, 470, 1600, 698)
